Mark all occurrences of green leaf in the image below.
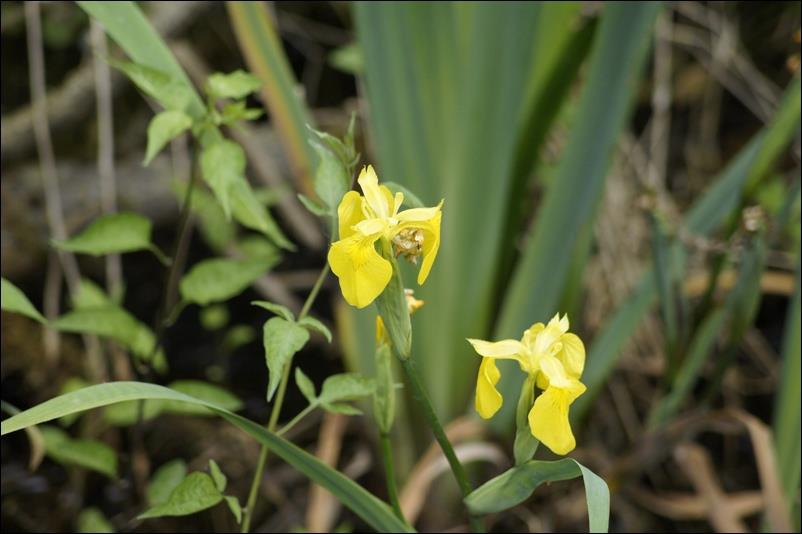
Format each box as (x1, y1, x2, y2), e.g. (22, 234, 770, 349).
(0, 382, 413, 533)
(309, 138, 349, 224)
(298, 193, 330, 217)
(319, 373, 375, 406)
(208, 459, 227, 493)
(144, 110, 192, 165)
(73, 279, 113, 309)
(230, 178, 295, 250)
(295, 367, 317, 405)
(138, 472, 223, 519)
(252, 300, 295, 322)
(206, 70, 262, 100)
(201, 139, 246, 219)
(1, 277, 46, 324)
(162, 380, 243, 416)
(53, 306, 166, 371)
(220, 101, 263, 124)
(180, 257, 273, 306)
(0, 400, 45, 471)
(77, 508, 115, 533)
(322, 403, 363, 416)
(263, 317, 310, 401)
(465, 458, 609, 532)
(78, 2, 204, 118)
(59, 377, 90, 427)
(103, 400, 163, 427)
(147, 459, 188, 506)
(236, 235, 281, 262)
(222, 324, 257, 352)
(40, 426, 117, 478)
(298, 316, 332, 343)
(52, 213, 157, 257)
(107, 59, 195, 113)
(224, 496, 242, 524)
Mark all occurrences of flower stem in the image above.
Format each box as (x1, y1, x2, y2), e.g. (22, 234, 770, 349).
(240, 263, 330, 533)
(400, 358, 485, 533)
(380, 431, 406, 525)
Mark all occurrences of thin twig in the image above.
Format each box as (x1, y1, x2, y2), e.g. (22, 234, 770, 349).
(91, 20, 122, 299)
(26, 1, 105, 381)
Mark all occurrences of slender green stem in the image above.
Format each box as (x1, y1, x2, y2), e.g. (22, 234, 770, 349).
(399, 358, 485, 533)
(380, 431, 406, 525)
(241, 264, 331, 533)
(276, 403, 316, 437)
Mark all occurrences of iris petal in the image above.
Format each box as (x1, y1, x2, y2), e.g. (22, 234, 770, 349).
(475, 357, 503, 419)
(358, 166, 389, 218)
(467, 338, 526, 360)
(338, 191, 366, 240)
(327, 234, 391, 308)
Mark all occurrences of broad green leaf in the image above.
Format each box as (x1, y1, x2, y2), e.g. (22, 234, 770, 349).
(309, 138, 349, 234)
(40, 426, 117, 478)
(230, 178, 295, 250)
(104, 400, 163, 427)
(493, 2, 661, 431)
(263, 318, 310, 401)
(295, 367, 317, 405)
(319, 373, 375, 406)
(77, 508, 115, 533)
(252, 300, 294, 322)
(138, 472, 223, 519)
(298, 316, 332, 343)
(144, 110, 192, 165)
(0, 382, 413, 533)
(180, 257, 273, 306)
(53, 306, 166, 371)
(1, 277, 46, 324)
(774, 254, 801, 522)
(52, 213, 158, 258)
(208, 459, 227, 493)
(73, 279, 113, 309)
(147, 459, 188, 506)
(78, 1, 204, 118)
(206, 70, 262, 100)
(107, 59, 194, 113)
(465, 458, 609, 532)
(224, 496, 242, 524)
(200, 139, 245, 219)
(236, 235, 281, 263)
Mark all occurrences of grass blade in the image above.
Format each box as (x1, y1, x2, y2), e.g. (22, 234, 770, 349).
(0, 382, 413, 533)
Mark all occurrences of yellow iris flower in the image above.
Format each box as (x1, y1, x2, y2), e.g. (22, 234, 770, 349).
(328, 165, 443, 308)
(467, 313, 587, 455)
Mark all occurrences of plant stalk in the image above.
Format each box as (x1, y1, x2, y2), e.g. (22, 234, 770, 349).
(380, 431, 407, 525)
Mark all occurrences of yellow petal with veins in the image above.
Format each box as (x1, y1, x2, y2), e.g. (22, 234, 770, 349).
(358, 165, 389, 218)
(328, 233, 391, 308)
(557, 333, 585, 379)
(337, 191, 365, 240)
(527, 381, 585, 455)
(475, 357, 503, 419)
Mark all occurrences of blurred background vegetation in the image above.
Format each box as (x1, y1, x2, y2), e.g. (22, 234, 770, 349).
(1, 1, 800, 532)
